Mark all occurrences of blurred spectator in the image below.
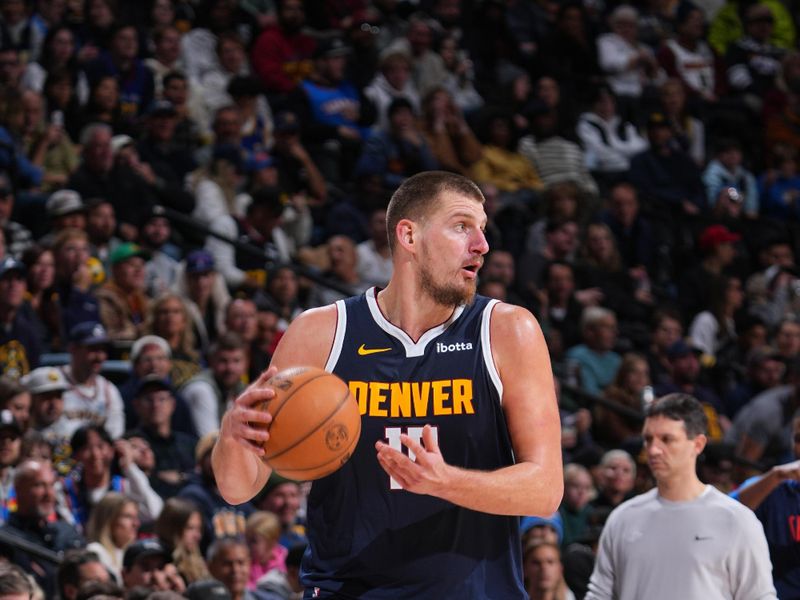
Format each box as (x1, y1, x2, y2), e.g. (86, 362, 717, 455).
(577, 87, 647, 188)
(0, 376, 30, 431)
(84, 24, 155, 119)
(200, 33, 251, 117)
(268, 110, 328, 205)
(57, 548, 113, 600)
(597, 6, 663, 112)
(178, 432, 255, 548)
(659, 78, 705, 165)
(75, 74, 125, 137)
(732, 413, 800, 597)
(469, 110, 542, 202)
(654, 340, 726, 440)
(658, 4, 723, 104)
(85, 198, 119, 270)
(0, 0, 45, 63)
(129, 376, 196, 499)
(0, 409, 21, 522)
(20, 89, 78, 191)
(60, 321, 125, 439)
(688, 275, 743, 360)
(0, 256, 40, 378)
(40, 189, 86, 248)
(23, 365, 72, 459)
(256, 265, 302, 332)
(255, 475, 306, 550)
(599, 181, 655, 272)
(96, 242, 150, 341)
(628, 111, 706, 218)
(154, 497, 211, 584)
(64, 424, 162, 528)
(479, 250, 523, 307)
(356, 208, 392, 288)
(702, 138, 758, 218)
(678, 224, 740, 321)
(0, 172, 33, 258)
(537, 261, 585, 352)
(364, 49, 419, 132)
(559, 463, 596, 548)
(387, 13, 447, 98)
(709, 0, 795, 55)
(725, 348, 785, 419)
(144, 26, 184, 98)
(523, 539, 576, 600)
(589, 450, 636, 513)
(224, 298, 267, 382)
(181, 332, 246, 437)
(435, 34, 483, 114)
(246, 510, 287, 588)
(207, 537, 254, 600)
(21, 24, 89, 105)
(121, 538, 186, 593)
(760, 144, 800, 220)
(206, 186, 296, 292)
(85, 491, 141, 583)
(24, 257, 67, 357)
(599, 353, 650, 447)
(565, 307, 622, 397)
(0, 459, 84, 597)
(255, 542, 306, 600)
(68, 124, 157, 240)
(355, 96, 437, 192)
(518, 107, 598, 198)
(162, 71, 204, 154)
(144, 293, 201, 388)
(775, 317, 800, 362)
(250, 0, 314, 101)
(181, 0, 252, 83)
(173, 249, 230, 353)
(419, 87, 482, 177)
(140, 212, 180, 297)
(724, 4, 784, 109)
(307, 235, 369, 308)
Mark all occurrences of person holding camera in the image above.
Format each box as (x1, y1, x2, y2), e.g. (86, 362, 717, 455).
(702, 138, 759, 219)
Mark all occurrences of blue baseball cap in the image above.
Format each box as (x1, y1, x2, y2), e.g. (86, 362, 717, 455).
(186, 249, 215, 274)
(69, 322, 110, 346)
(520, 513, 564, 544)
(0, 256, 25, 279)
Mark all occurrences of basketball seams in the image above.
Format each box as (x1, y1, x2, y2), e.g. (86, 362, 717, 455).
(267, 370, 329, 423)
(275, 425, 361, 477)
(264, 384, 355, 462)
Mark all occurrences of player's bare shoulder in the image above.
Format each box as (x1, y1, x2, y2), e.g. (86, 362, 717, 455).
(271, 304, 339, 371)
(488, 302, 548, 374)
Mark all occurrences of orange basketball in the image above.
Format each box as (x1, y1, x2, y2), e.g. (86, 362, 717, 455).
(255, 366, 361, 481)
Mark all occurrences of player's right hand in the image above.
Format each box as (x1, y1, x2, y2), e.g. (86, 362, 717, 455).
(220, 367, 277, 456)
(774, 460, 800, 482)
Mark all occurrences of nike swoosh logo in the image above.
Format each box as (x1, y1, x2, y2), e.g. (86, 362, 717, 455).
(358, 344, 392, 356)
(694, 536, 712, 541)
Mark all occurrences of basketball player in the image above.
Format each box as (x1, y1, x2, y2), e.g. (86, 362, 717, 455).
(213, 171, 563, 598)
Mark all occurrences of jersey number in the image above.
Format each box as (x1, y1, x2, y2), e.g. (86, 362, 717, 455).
(384, 426, 439, 490)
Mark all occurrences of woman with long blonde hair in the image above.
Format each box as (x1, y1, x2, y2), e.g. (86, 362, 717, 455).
(86, 492, 140, 583)
(154, 497, 210, 584)
(144, 292, 201, 387)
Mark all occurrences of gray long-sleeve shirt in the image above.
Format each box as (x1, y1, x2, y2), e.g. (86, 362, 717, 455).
(586, 486, 776, 600)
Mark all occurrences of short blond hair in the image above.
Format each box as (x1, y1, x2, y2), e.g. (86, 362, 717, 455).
(246, 511, 281, 544)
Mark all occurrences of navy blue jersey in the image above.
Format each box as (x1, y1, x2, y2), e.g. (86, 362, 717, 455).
(300, 288, 525, 599)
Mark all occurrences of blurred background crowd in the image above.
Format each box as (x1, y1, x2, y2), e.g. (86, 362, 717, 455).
(1, 0, 800, 598)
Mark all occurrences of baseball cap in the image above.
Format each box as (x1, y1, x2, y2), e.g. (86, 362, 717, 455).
(147, 99, 178, 117)
(520, 513, 564, 544)
(134, 374, 173, 398)
(110, 134, 134, 156)
(185, 579, 232, 600)
(122, 539, 170, 569)
(0, 257, 25, 279)
(68, 321, 111, 346)
(666, 339, 702, 360)
(185, 250, 215, 274)
(109, 242, 149, 266)
(0, 410, 21, 436)
(130, 335, 171, 363)
(698, 224, 741, 251)
(46, 190, 85, 218)
(21, 366, 69, 395)
(313, 37, 351, 59)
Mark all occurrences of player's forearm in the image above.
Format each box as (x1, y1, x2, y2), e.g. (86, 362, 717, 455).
(735, 471, 782, 510)
(212, 428, 271, 505)
(436, 461, 563, 516)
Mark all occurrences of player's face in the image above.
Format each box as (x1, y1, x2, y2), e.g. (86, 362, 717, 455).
(643, 415, 705, 483)
(417, 192, 489, 306)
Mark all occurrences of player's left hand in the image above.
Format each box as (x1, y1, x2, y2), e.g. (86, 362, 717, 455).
(375, 425, 451, 495)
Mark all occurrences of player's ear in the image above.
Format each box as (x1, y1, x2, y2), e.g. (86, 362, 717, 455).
(396, 219, 416, 251)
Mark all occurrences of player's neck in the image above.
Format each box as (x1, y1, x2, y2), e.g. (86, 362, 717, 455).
(657, 474, 706, 502)
(377, 282, 457, 342)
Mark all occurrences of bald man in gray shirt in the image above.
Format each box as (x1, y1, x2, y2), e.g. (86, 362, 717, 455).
(586, 393, 776, 600)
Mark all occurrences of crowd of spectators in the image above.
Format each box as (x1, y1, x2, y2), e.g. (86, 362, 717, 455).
(0, 0, 800, 598)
